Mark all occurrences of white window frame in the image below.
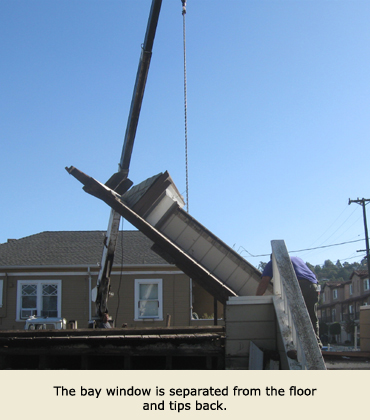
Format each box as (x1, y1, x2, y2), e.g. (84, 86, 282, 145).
(333, 289, 338, 300)
(134, 279, 163, 321)
(16, 280, 62, 321)
(364, 279, 369, 291)
(349, 283, 353, 295)
(0, 279, 3, 308)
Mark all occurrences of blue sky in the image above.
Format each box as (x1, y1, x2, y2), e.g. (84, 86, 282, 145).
(1, 0, 370, 268)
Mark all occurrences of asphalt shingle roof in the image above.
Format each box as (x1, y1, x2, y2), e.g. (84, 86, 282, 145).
(0, 231, 168, 267)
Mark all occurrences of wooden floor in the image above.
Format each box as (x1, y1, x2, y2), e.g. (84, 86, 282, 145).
(0, 326, 225, 370)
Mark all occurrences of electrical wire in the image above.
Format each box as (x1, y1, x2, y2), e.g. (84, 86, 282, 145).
(239, 238, 365, 258)
(306, 204, 355, 248)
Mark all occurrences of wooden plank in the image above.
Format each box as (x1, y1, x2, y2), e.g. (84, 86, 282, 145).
(226, 303, 276, 322)
(271, 240, 326, 370)
(131, 172, 172, 216)
(226, 321, 276, 340)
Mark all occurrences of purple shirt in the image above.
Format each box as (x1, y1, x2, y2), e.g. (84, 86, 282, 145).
(262, 256, 317, 284)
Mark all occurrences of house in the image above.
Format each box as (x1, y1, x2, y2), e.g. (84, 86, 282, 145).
(0, 230, 224, 330)
(318, 281, 346, 325)
(318, 271, 370, 344)
(0, 170, 268, 368)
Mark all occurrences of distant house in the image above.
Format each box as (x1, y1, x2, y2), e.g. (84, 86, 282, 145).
(0, 230, 223, 330)
(318, 281, 346, 324)
(318, 271, 370, 343)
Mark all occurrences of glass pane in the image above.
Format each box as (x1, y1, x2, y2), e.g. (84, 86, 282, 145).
(42, 284, 58, 296)
(43, 295, 57, 314)
(22, 284, 37, 296)
(139, 284, 158, 300)
(139, 300, 158, 317)
(22, 296, 37, 309)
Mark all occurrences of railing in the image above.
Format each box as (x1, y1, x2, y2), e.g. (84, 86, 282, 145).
(271, 240, 326, 370)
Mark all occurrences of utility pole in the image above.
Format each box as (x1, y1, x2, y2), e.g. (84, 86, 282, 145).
(348, 198, 370, 281)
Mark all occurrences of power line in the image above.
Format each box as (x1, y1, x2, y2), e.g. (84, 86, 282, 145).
(239, 238, 365, 258)
(349, 197, 370, 280)
(305, 204, 351, 248)
(289, 238, 364, 254)
(310, 205, 359, 250)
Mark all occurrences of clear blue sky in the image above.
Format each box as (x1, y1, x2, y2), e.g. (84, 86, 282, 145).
(1, 0, 370, 268)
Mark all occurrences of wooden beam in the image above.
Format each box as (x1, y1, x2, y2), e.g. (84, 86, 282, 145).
(66, 167, 237, 304)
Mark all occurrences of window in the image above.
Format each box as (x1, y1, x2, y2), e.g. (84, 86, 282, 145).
(349, 284, 353, 295)
(332, 308, 336, 321)
(134, 279, 163, 320)
(364, 279, 369, 291)
(17, 280, 61, 320)
(0, 279, 3, 308)
(349, 305, 354, 314)
(333, 289, 338, 299)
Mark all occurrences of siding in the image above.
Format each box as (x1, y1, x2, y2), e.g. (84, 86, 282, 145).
(0, 267, 193, 330)
(225, 296, 276, 369)
(104, 272, 191, 328)
(360, 306, 370, 351)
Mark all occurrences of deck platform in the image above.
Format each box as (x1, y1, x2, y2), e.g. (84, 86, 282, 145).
(0, 326, 225, 370)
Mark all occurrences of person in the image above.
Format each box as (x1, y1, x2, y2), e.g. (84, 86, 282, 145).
(257, 255, 322, 350)
(97, 312, 112, 328)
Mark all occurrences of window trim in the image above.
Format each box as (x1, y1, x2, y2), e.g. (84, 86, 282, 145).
(333, 289, 338, 300)
(0, 279, 3, 308)
(134, 279, 163, 321)
(16, 280, 62, 322)
(364, 279, 369, 291)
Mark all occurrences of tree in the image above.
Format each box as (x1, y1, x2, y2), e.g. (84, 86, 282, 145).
(329, 322, 342, 343)
(258, 261, 267, 271)
(344, 319, 356, 345)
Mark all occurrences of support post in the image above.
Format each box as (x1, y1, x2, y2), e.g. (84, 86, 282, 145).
(349, 198, 370, 281)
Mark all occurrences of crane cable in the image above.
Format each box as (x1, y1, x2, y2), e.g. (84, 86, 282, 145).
(182, 0, 189, 212)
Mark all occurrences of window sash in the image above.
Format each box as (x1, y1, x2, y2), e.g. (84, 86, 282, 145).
(135, 279, 162, 320)
(17, 280, 61, 321)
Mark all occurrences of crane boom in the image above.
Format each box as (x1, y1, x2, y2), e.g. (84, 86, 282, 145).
(95, 0, 162, 318)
